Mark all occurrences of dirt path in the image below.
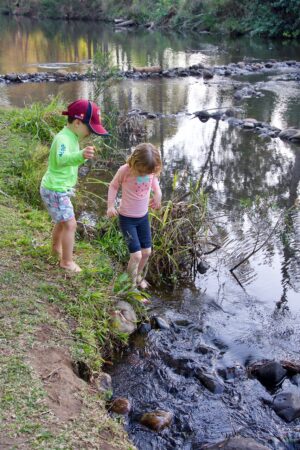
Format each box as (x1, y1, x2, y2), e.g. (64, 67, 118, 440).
(0, 199, 134, 450)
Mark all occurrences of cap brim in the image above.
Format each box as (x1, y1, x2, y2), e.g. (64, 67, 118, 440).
(88, 123, 109, 136)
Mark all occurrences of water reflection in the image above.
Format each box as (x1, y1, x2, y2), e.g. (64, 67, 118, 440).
(1, 16, 300, 76)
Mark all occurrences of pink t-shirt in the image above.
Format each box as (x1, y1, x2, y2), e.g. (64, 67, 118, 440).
(107, 164, 161, 218)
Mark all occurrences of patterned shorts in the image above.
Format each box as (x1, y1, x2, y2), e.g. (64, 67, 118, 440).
(40, 187, 75, 223)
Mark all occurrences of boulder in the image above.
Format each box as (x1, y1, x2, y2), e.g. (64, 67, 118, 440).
(249, 360, 287, 389)
(273, 391, 300, 422)
(110, 301, 137, 334)
(109, 397, 131, 414)
(279, 128, 299, 141)
(140, 410, 173, 431)
(96, 372, 112, 394)
(204, 435, 270, 449)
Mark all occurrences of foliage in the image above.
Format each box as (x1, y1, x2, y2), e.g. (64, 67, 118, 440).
(88, 48, 121, 101)
(0, 0, 299, 37)
(7, 97, 66, 144)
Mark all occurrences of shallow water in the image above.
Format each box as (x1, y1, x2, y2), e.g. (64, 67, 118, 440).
(1, 16, 300, 449)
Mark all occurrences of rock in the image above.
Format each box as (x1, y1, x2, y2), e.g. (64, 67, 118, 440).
(249, 361, 287, 389)
(197, 260, 210, 274)
(265, 62, 273, 68)
(204, 435, 270, 449)
(193, 110, 211, 123)
(290, 131, 300, 142)
(110, 301, 137, 334)
(140, 410, 173, 431)
(96, 372, 112, 394)
(110, 397, 131, 414)
(5, 73, 22, 82)
(203, 69, 214, 79)
(243, 121, 256, 129)
(194, 368, 224, 394)
(132, 65, 161, 74)
(273, 391, 300, 422)
(278, 128, 300, 141)
(137, 322, 152, 335)
(146, 113, 157, 119)
(150, 316, 170, 330)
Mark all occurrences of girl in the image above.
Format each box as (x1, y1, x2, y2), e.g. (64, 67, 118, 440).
(107, 143, 162, 288)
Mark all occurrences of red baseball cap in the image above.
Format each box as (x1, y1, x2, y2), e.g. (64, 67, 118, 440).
(62, 99, 108, 136)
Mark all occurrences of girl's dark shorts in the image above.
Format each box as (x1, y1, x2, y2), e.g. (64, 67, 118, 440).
(119, 213, 152, 253)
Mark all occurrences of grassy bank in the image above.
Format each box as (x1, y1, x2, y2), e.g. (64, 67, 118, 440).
(0, 103, 138, 448)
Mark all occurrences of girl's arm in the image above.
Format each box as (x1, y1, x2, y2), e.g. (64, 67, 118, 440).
(150, 175, 162, 209)
(107, 165, 127, 216)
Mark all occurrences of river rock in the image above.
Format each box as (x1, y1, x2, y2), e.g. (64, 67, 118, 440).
(249, 360, 287, 389)
(96, 372, 112, 394)
(137, 322, 152, 335)
(150, 316, 170, 330)
(197, 260, 210, 274)
(290, 131, 300, 142)
(273, 391, 300, 422)
(204, 435, 270, 449)
(110, 397, 131, 414)
(140, 410, 173, 431)
(203, 69, 214, 79)
(278, 128, 300, 141)
(110, 301, 137, 334)
(194, 368, 224, 394)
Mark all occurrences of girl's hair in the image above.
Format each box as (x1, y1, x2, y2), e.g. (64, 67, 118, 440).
(127, 143, 162, 175)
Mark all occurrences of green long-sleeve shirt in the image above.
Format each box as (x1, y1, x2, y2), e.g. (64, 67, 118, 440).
(41, 127, 85, 192)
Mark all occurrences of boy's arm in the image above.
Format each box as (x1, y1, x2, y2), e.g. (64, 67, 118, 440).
(55, 138, 85, 168)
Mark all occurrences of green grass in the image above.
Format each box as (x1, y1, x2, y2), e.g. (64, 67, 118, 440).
(0, 103, 138, 448)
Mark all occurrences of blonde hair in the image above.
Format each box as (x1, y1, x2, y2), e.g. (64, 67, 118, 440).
(127, 143, 162, 175)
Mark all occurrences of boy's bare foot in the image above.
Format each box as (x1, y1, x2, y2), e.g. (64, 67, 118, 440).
(51, 248, 62, 259)
(59, 262, 82, 273)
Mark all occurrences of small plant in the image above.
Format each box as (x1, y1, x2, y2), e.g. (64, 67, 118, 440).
(88, 48, 121, 101)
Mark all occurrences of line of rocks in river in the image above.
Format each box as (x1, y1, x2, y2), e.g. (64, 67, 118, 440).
(1, 60, 300, 84)
(126, 107, 300, 144)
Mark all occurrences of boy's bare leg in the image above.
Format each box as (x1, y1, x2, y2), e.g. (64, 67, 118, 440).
(127, 251, 142, 285)
(51, 222, 63, 258)
(59, 218, 82, 272)
(137, 248, 151, 289)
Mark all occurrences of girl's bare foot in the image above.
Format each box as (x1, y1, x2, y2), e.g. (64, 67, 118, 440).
(59, 262, 82, 273)
(137, 277, 150, 290)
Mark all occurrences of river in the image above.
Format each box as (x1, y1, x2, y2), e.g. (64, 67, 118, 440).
(1, 15, 300, 450)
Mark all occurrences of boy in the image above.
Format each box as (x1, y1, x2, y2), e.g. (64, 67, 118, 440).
(40, 99, 108, 272)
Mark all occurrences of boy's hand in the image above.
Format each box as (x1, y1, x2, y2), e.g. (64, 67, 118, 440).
(83, 146, 95, 159)
(107, 207, 119, 217)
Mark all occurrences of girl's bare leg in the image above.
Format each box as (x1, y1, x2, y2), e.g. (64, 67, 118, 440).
(137, 248, 151, 288)
(59, 218, 82, 272)
(127, 251, 142, 285)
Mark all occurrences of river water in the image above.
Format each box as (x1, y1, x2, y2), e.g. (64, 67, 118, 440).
(1, 15, 300, 449)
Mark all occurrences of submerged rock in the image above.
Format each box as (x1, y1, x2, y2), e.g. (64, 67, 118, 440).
(279, 128, 300, 141)
(273, 391, 300, 422)
(140, 410, 173, 431)
(109, 397, 131, 414)
(249, 360, 287, 390)
(194, 368, 224, 394)
(204, 435, 270, 449)
(150, 316, 170, 330)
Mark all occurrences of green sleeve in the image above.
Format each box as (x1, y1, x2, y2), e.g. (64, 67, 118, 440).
(55, 137, 85, 167)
